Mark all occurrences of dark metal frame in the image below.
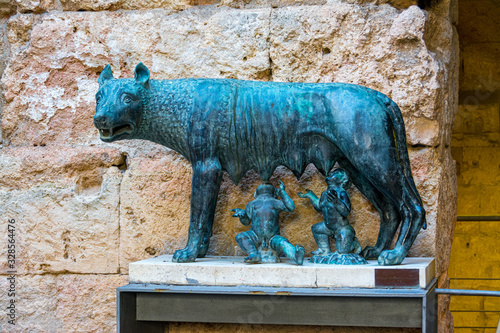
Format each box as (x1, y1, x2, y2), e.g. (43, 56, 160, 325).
(117, 279, 437, 333)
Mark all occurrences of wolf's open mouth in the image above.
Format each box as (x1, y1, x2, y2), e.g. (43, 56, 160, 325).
(99, 124, 134, 138)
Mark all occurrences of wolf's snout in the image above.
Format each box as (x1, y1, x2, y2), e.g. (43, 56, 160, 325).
(93, 114, 109, 129)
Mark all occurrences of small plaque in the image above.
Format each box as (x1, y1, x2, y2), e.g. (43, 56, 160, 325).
(375, 268, 420, 287)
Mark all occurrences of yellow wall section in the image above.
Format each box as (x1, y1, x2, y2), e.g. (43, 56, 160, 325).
(449, 0, 500, 331)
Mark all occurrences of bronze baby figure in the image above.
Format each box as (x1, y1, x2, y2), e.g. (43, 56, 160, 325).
(298, 169, 367, 265)
(232, 181, 305, 265)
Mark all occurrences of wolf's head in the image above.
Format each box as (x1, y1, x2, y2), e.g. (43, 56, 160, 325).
(94, 63, 150, 142)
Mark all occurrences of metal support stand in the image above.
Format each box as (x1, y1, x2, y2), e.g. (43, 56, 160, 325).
(117, 279, 437, 333)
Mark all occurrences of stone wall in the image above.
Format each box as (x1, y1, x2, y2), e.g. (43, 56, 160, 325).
(0, 0, 457, 331)
(449, 0, 500, 330)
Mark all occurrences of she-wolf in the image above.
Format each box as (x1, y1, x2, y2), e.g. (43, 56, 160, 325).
(93, 63, 426, 265)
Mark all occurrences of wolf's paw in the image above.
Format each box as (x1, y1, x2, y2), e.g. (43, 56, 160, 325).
(377, 248, 405, 266)
(361, 246, 382, 260)
(172, 247, 198, 263)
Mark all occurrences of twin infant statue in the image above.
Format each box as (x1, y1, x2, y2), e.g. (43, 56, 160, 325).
(231, 168, 367, 266)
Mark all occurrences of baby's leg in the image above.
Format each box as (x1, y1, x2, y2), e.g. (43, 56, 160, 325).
(270, 236, 304, 265)
(335, 225, 357, 254)
(311, 222, 334, 255)
(352, 237, 362, 254)
(235, 230, 261, 263)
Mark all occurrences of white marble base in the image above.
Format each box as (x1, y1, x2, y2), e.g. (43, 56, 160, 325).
(129, 255, 435, 289)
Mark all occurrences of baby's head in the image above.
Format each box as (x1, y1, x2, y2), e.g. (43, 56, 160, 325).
(326, 169, 351, 189)
(254, 183, 277, 198)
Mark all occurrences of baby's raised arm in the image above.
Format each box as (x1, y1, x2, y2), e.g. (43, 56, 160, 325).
(231, 207, 251, 226)
(277, 180, 295, 212)
(298, 189, 321, 212)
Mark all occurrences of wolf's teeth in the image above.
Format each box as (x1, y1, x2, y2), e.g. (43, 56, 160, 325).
(100, 129, 111, 137)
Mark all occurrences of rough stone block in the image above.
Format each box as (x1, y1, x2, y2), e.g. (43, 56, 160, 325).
(0, 275, 59, 332)
(0, 146, 123, 274)
(460, 42, 500, 92)
(0, 274, 127, 332)
(60, 0, 194, 11)
(119, 153, 194, 273)
(55, 274, 128, 332)
(0, 0, 16, 16)
(1, 7, 271, 146)
(221, 0, 420, 10)
(16, 0, 59, 13)
(457, 0, 500, 44)
(406, 148, 441, 258)
(459, 147, 500, 186)
(435, 149, 457, 276)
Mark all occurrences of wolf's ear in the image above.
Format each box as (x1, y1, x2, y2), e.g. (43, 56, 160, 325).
(134, 63, 150, 89)
(98, 65, 114, 86)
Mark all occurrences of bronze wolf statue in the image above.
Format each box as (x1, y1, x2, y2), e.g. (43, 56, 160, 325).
(94, 63, 426, 265)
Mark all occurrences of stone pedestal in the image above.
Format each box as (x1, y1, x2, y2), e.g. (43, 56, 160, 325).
(129, 255, 435, 289)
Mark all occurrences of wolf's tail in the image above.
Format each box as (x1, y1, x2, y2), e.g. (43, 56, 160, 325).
(385, 97, 427, 229)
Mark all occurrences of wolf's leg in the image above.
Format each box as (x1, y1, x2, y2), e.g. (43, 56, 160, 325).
(172, 159, 222, 263)
(338, 158, 400, 260)
(198, 211, 214, 258)
(378, 185, 425, 265)
(341, 150, 424, 265)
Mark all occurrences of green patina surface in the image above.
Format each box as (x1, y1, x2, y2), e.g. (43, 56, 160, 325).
(94, 63, 426, 266)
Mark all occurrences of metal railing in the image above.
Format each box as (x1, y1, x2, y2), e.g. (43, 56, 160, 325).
(436, 289, 500, 297)
(439, 215, 500, 296)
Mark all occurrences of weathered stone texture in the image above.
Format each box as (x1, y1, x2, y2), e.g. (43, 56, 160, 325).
(2, 7, 272, 147)
(55, 274, 128, 332)
(0, 0, 16, 17)
(0, 147, 123, 275)
(61, 0, 194, 11)
(2, 4, 451, 148)
(0, 275, 60, 332)
(119, 152, 193, 273)
(0, 274, 127, 332)
(13, 0, 423, 13)
(16, 0, 58, 13)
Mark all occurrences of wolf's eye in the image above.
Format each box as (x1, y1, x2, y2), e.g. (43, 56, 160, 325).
(96, 95, 101, 104)
(122, 95, 132, 104)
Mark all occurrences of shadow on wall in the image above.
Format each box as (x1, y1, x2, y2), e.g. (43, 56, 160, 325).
(418, 0, 439, 9)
